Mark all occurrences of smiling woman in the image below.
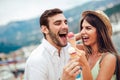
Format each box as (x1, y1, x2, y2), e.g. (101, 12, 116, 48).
(61, 10, 120, 80)
(78, 10, 120, 80)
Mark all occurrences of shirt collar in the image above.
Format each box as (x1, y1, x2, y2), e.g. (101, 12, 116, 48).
(41, 38, 70, 57)
(42, 38, 58, 56)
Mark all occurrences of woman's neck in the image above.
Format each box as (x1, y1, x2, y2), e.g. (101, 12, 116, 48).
(91, 43, 99, 55)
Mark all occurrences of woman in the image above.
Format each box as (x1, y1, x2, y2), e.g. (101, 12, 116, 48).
(61, 10, 120, 80)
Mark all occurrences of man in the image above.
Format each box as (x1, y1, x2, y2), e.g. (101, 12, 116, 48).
(24, 8, 71, 80)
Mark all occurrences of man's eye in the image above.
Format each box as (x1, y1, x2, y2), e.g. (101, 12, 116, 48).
(65, 21, 67, 25)
(55, 22, 61, 25)
(64, 20, 68, 25)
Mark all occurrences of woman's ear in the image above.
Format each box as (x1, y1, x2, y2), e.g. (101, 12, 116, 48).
(41, 25, 49, 34)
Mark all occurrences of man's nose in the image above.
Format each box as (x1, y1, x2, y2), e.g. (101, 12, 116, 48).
(62, 23, 68, 28)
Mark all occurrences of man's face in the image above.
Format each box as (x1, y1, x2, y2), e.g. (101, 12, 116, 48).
(47, 14, 69, 48)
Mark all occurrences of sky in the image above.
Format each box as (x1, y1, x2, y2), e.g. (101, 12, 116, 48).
(0, 0, 91, 25)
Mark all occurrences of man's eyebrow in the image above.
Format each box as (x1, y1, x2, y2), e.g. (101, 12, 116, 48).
(54, 19, 67, 23)
(53, 20, 62, 24)
(55, 20, 61, 22)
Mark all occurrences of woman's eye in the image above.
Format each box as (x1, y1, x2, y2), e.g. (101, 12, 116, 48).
(86, 26, 91, 30)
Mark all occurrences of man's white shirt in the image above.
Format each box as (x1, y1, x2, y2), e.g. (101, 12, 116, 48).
(24, 39, 70, 80)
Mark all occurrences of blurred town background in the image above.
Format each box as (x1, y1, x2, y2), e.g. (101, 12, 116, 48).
(0, 0, 120, 80)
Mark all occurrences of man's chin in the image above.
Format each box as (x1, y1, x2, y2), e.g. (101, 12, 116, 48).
(61, 43, 68, 47)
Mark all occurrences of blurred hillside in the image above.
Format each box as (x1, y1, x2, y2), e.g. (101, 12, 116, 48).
(64, 0, 120, 32)
(0, 0, 120, 53)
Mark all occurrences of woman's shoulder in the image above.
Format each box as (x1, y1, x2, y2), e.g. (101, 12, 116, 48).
(100, 53, 116, 67)
(102, 53, 116, 61)
(98, 53, 116, 79)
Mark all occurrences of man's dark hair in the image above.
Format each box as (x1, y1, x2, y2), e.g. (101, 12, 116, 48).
(40, 8, 63, 28)
(39, 8, 63, 38)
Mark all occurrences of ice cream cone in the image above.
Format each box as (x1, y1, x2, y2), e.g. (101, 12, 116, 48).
(68, 47, 78, 59)
(67, 32, 76, 48)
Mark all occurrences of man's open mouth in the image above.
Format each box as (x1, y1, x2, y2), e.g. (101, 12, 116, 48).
(59, 31, 68, 39)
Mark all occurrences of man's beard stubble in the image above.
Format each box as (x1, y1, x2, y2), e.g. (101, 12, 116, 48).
(48, 29, 67, 47)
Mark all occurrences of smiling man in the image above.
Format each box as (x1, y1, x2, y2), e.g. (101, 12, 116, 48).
(24, 8, 70, 80)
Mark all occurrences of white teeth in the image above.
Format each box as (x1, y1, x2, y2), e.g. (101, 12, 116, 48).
(59, 29, 68, 34)
(59, 32, 67, 34)
(63, 32, 67, 34)
(82, 36, 87, 38)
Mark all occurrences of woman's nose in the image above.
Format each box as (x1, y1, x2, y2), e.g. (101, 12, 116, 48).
(80, 28, 86, 34)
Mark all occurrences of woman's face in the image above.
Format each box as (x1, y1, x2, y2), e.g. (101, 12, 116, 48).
(80, 19, 97, 46)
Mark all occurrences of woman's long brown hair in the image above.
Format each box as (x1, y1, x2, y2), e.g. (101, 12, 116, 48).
(80, 13, 120, 80)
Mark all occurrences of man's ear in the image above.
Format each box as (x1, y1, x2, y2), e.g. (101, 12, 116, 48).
(41, 25, 49, 34)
